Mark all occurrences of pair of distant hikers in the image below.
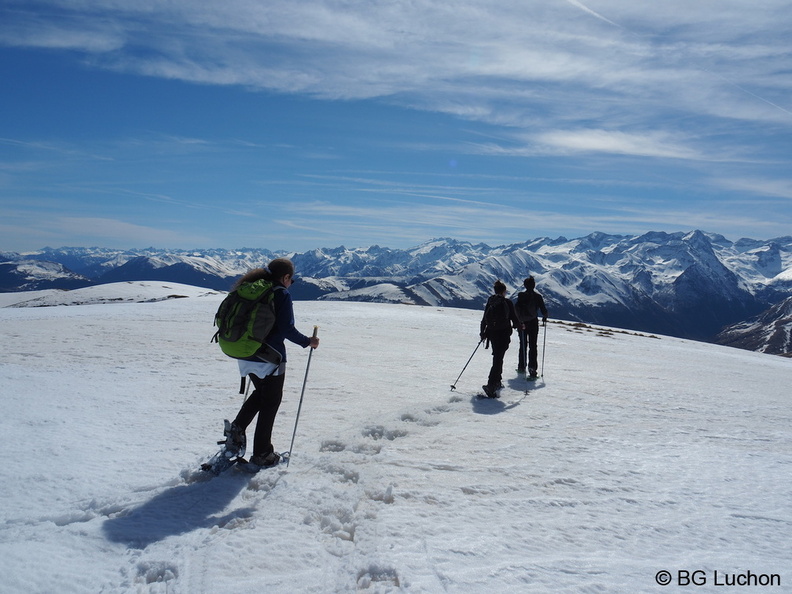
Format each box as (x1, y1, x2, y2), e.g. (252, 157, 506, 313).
(479, 277, 548, 398)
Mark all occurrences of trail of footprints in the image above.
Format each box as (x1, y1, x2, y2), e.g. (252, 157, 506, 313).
(91, 394, 464, 592)
(306, 393, 464, 590)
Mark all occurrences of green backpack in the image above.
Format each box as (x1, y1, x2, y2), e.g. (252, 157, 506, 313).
(212, 279, 282, 360)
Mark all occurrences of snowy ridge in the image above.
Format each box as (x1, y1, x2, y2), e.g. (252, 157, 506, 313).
(0, 286, 790, 592)
(716, 296, 792, 356)
(0, 258, 90, 291)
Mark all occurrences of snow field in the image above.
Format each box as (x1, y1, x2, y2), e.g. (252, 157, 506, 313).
(0, 286, 790, 593)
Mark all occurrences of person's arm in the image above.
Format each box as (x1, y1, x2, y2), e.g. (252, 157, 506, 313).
(537, 294, 548, 322)
(508, 299, 523, 329)
(274, 289, 312, 348)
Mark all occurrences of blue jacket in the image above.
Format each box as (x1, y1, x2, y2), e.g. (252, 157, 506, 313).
(267, 283, 311, 363)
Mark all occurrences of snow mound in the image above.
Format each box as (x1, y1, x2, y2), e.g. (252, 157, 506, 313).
(1, 281, 222, 308)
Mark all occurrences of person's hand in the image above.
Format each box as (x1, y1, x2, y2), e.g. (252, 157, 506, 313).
(309, 337, 320, 349)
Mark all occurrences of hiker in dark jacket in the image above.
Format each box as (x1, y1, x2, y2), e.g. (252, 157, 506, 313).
(226, 258, 319, 467)
(480, 280, 522, 398)
(515, 276, 548, 378)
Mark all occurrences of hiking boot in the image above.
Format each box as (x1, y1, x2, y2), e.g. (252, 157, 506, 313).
(516, 367, 526, 375)
(250, 452, 281, 467)
(528, 368, 538, 378)
(223, 420, 246, 458)
(482, 384, 500, 398)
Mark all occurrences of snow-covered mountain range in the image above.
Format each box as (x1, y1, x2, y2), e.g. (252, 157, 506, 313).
(3, 230, 791, 354)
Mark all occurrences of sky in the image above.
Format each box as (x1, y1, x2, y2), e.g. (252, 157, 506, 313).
(1, 0, 791, 253)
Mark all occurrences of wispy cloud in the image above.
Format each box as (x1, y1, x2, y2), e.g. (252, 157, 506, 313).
(54, 216, 207, 247)
(715, 177, 792, 200)
(3, 0, 790, 128)
(0, 10, 124, 52)
(531, 129, 706, 160)
(265, 192, 783, 247)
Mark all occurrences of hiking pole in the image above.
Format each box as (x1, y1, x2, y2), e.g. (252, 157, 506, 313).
(450, 339, 484, 391)
(540, 320, 547, 378)
(286, 326, 318, 467)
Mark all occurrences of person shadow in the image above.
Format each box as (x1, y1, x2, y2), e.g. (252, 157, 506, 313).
(470, 376, 544, 415)
(102, 472, 251, 549)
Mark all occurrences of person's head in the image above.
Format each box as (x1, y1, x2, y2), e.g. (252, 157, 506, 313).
(268, 257, 296, 287)
(524, 276, 535, 291)
(493, 280, 507, 295)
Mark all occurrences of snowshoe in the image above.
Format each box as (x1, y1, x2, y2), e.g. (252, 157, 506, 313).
(236, 451, 287, 473)
(223, 419, 246, 458)
(200, 420, 247, 475)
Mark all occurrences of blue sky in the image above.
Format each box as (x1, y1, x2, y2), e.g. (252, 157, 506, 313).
(1, 0, 791, 252)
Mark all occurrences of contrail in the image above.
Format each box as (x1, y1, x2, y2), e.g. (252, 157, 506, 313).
(564, 0, 622, 28)
(704, 68, 792, 118)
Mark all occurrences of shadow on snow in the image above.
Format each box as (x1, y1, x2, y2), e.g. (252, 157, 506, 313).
(470, 377, 545, 415)
(102, 473, 250, 548)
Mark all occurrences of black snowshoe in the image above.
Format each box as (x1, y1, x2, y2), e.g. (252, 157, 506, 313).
(200, 420, 247, 475)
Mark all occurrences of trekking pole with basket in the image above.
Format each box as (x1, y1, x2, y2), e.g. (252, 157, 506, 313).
(285, 326, 318, 467)
(540, 320, 547, 378)
(450, 339, 484, 391)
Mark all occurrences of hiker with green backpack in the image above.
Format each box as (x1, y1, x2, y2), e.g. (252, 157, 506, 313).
(215, 258, 319, 468)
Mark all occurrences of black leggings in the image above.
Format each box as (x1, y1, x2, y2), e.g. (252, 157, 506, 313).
(487, 332, 511, 388)
(518, 319, 540, 371)
(233, 373, 286, 457)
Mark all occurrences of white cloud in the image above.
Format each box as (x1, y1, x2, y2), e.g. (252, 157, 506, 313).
(532, 129, 704, 160)
(715, 177, 792, 200)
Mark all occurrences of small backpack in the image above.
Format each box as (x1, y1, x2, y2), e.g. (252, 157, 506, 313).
(484, 295, 511, 331)
(515, 291, 538, 321)
(212, 279, 282, 359)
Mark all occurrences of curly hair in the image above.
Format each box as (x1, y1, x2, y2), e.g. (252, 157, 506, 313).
(267, 258, 295, 280)
(231, 258, 295, 290)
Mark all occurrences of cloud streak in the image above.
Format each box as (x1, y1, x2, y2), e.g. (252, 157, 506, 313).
(3, 1, 790, 124)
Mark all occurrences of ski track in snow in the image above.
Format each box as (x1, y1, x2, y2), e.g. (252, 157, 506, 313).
(0, 291, 790, 593)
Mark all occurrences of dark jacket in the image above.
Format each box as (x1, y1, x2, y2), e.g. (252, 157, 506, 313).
(480, 294, 521, 339)
(515, 290, 548, 323)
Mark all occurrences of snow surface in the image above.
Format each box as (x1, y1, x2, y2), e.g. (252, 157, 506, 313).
(1, 283, 790, 593)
